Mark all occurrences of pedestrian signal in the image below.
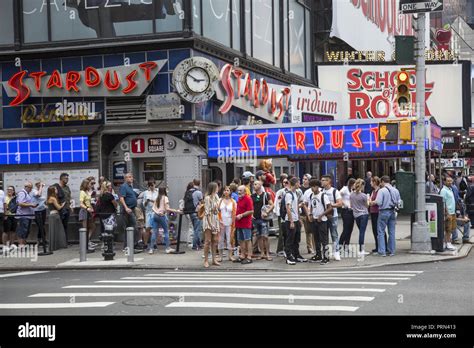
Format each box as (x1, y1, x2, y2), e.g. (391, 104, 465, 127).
(379, 122, 399, 142)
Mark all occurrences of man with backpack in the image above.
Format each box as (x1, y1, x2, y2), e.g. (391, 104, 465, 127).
(275, 175, 289, 256)
(15, 182, 38, 248)
(251, 180, 274, 261)
(305, 179, 333, 265)
(53, 173, 71, 244)
(321, 175, 343, 261)
(184, 179, 203, 250)
(284, 177, 307, 265)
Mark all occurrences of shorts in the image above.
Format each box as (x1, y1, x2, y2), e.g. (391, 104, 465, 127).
(78, 208, 90, 222)
(445, 214, 457, 235)
(3, 216, 17, 233)
(253, 219, 269, 237)
(236, 228, 252, 242)
(16, 218, 32, 239)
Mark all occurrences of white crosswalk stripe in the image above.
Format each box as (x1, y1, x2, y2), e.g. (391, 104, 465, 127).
(5, 269, 423, 313)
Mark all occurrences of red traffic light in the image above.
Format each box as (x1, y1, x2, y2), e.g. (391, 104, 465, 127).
(398, 71, 409, 82)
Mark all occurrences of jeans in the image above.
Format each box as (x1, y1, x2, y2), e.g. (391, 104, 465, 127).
(377, 210, 396, 255)
(370, 213, 387, 251)
(219, 224, 232, 250)
(452, 219, 471, 241)
(189, 213, 202, 249)
(151, 214, 170, 249)
(302, 216, 314, 251)
(328, 216, 339, 252)
(355, 214, 369, 250)
(35, 210, 47, 240)
(284, 220, 301, 259)
(311, 220, 329, 260)
(339, 209, 354, 247)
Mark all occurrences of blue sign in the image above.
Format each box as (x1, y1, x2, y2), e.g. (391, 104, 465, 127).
(0, 136, 88, 165)
(208, 122, 432, 159)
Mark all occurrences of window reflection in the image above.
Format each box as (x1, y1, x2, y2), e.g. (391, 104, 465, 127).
(0, 0, 14, 45)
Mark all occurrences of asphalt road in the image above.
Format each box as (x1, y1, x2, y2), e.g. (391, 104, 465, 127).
(0, 254, 473, 316)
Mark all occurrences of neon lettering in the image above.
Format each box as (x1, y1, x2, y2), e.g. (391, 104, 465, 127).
(29, 71, 47, 92)
(139, 62, 158, 82)
(294, 131, 306, 151)
(312, 131, 324, 150)
(85, 67, 101, 88)
(275, 132, 289, 151)
(46, 70, 63, 89)
(256, 133, 268, 151)
(239, 134, 250, 152)
(122, 70, 138, 94)
(331, 130, 344, 149)
(65, 71, 81, 92)
(104, 70, 121, 91)
(8, 71, 30, 107)
(351, 129, 363, 148)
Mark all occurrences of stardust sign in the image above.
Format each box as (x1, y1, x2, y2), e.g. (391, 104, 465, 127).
(318, 64, 466, 128)
(208, 121, 439, 160)
(3, 60, 167, 106)
(215, 64, 291, 124)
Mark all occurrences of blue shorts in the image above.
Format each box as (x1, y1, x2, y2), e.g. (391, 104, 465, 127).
(145, 211, 155, 228)
(16, 218, 32, 239)
(237, 228, 252, 242)
(253, 219, 269, 237)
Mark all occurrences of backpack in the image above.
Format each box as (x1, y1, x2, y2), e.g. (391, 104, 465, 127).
(324, 188, 337, 218)
(183, 188, 197, 214)
(280, 190, 295, 220)
(8, 196, 18, 214)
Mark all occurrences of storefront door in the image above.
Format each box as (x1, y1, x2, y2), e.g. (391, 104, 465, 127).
(137, 158, 165, 188)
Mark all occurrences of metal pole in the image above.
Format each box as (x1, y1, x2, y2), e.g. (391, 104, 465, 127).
(79, 227, 87, 262)
(170, 213, 185, 254)
(126, 227, 134, 262)
(411, 12, 432, 253)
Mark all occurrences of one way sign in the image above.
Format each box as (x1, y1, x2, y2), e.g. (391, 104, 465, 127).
(399, 0, 443, 14)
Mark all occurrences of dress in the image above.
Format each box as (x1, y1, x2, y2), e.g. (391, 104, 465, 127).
(203, 195, 220, 234)
(47, 203, 67, 251)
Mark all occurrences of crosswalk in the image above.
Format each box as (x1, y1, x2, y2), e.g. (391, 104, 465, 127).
(0, 269, 425, 314)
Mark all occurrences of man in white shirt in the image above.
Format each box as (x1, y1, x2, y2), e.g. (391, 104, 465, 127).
(339, 178, 356, 252)
(305, 179, 333, 265)
(321, 175, 343, 261)
(275, 175, 289, 256)
(284, 177, 307, 265)
(301, 174, 314, 254)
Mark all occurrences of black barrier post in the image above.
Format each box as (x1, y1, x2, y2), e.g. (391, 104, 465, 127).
(37, 213, 53, 256)
(170, 213, 185, 254)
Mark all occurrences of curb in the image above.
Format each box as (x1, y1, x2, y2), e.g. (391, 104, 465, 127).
(0, 243, 471, 272)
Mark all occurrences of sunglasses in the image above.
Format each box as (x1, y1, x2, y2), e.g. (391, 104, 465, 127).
(283, 181, 289, 184)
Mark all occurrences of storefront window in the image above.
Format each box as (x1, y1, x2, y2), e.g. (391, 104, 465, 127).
(273, 0, 280, 67)
(0, 0, 14, 45)
(192, 0, 202, 34)
(202, 0, 231, 47)
(245, 0, 251, 55)
(289, 0, 305, 76)
(50, 4, 97, 41)
(23, 0, 48, 43)
(252, 0, 273, 65)
(232, 0, 241, 51)
(156, 0, 183, 33)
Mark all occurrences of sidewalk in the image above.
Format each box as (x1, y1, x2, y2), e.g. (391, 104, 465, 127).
(1, 216, 472, 271)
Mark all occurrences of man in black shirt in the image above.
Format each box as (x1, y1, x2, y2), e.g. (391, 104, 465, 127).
(53, 173, 71, 244)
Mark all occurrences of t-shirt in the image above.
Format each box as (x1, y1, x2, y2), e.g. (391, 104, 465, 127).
(155, 196, 169, 215)
(284, 191, 299, 222)
(16, 190, 34, 220)
(99, 192, 116, 217)
(119, 183, 137, 209)
(0, 190, 4, 214)
(54, 184, 71, 209)
(245, 186, 252, 196)
(340, 186, 352, 209)
(274, 188, 287, 216)
(192, 187, 203, 207)
(350, 192, 369, 218)
(5, 196, 13, 216)
(235, 194, 253, 229)
(32, 189, 46, 212)
(251, 191, 268, 220)
(322, 187, 342, 218)
(440, 186, 456, 215)
(307, 191, 330, 222)
(80, 190, 92, 209)
(302, 188, 313, 214)
(143, 189, 158, 213)
(231, 192, 239, 202)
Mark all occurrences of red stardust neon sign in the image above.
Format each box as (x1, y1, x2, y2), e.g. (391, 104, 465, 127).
(7, 62, 158, 107)
(218, 64, 291, 121)
(237, 128, 378, 153)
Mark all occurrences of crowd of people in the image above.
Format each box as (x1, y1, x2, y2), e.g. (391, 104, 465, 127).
(1, 165, 471, 266)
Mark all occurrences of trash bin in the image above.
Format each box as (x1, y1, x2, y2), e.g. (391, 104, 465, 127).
(410, 194, 445, 252)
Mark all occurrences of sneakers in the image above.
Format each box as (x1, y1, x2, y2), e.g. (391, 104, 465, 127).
(88, 242, 96, 249)
(445, 243, 456, 251)
(165, 247, 175, 254)
(320, 259, 329, 265)
(241, 258, 253, 265)
(277, 251, 286, 257)
(334, 251, 341, 261)
(286, 257, 296, 265)
(147, 249, 154, 255)
(309, 255, 322, 263)
(296, 256, 308, 263)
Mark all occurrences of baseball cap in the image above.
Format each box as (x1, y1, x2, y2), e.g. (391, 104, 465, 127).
(242, 171, 254, 179)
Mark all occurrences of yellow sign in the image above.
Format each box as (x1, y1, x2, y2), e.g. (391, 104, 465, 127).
(326, 50, 458, 62)
(379, 123, 399, 142)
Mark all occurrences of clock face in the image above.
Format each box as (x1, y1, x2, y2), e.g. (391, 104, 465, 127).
(172, 57, 219, 104)
(185, 67, 210, 93)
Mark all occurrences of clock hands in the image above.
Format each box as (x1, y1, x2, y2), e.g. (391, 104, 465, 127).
(188, 73, 206, 83)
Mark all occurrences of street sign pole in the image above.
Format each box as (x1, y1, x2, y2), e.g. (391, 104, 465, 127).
(411, 12, 432, 253)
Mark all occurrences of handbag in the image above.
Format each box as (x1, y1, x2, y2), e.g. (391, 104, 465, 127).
(261, 192, 274, 221)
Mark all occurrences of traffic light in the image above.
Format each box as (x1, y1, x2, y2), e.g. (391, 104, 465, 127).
(399, 120, 413, 142)
(396, 71, 411, 110)
(379, 122, 399, 142)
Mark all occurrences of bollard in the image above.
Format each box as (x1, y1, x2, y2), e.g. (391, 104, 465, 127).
(100, 232, 115, 261)
(126, 227, 134, 263)
(169, 213, 185, 254)
(79, 228, 87, 262)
